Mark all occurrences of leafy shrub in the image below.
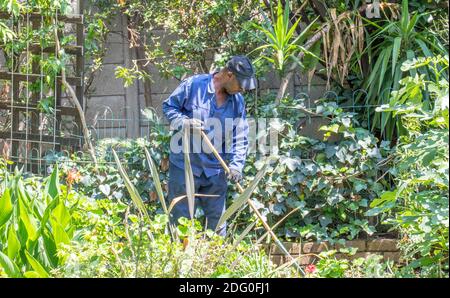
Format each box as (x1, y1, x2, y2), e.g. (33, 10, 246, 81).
(302, 249, 396, 278)
(237, 96, 391, 242)
(54, 211, 288, 278)
(359, 0, 448, 140)
(0, 158, 291, 278)
(48, 98, 391, 244)
(367, 55, 449, 277)
(0, 164, 79, 277)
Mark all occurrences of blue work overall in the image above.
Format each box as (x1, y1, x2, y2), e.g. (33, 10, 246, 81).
(162, 72, 249, 236)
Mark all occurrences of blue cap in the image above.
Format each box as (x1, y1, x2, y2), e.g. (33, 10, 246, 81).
(226, 55, 257, 91)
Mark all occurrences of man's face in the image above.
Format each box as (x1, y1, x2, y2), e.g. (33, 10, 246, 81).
(223, 72, 243, 95)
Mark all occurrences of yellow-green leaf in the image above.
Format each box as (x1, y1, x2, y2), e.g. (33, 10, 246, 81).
(0, 251, 21, 277)
(7, 225, 21, 260)
(0, 188, 13, 227)
(25, 251, 49, 278)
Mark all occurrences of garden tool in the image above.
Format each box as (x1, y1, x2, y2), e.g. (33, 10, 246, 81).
(199, 130, 305, 275)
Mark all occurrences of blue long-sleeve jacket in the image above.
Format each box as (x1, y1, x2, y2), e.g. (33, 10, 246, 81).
(162, 73, 249, 178)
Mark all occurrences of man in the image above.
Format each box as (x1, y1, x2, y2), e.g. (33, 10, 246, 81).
(162, 55, 256, 236)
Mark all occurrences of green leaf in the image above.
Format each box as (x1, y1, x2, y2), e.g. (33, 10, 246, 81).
(25, 251, 49, 278)
(51, 201, 71, 229)
(415, 38, 433, 58)
(7, 225, 21, 260)
(23, 271, 41, 278)
(39, 195, 60, 235)
(353, 180, 367, 193)
(378, 46, 392, 93)
(291, 16, 319, 46)
(401, 0, 409, 31)
(232, 221, 257, 249)
(285, 17, 301, 43)
(42, 229, 58, 268)
(392, 37, 402, 77)
(217, 158, 272, 228)
(144, 148, 168, 215)
(327, 190, 344, 205)
(45, 165, 60, 200)
(282, 157, 301, 172)
(0, 188, 13, 227)
(319, 215, 332, 227)
(406, 50, 417, 76)
(303, 40, 322, 71)
(0, 251, 21, 277)
(370, 190, 398, 208)
(112, 149, 151, 222)
(18, 191, 38, 241)
(421, 150, 436, 166)
(50, 217, 70, 250)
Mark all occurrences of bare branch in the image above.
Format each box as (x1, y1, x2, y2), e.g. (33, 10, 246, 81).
(52, 19, 98, 170)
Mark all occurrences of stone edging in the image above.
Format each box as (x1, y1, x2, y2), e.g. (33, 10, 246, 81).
(263, 239, 400, 265)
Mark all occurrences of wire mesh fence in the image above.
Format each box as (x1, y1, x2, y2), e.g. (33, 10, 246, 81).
(0, 2, 85, 174)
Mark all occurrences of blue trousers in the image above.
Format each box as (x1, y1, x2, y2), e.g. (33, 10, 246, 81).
(167, 162, 228, 236)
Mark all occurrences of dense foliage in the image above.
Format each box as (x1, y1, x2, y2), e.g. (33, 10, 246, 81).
(0, 0, 448, 278)
(0, 160, 294, 278)
(367, 55, 449, 277)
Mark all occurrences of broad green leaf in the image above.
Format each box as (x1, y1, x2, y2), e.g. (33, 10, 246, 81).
(45, 165, 60, 201)
(51, 201, 71, 229)
(18, 194, 38, 241)
(23, 271, 41, 278)
(41, 230, 58, 267)
(99, 184, 110, 196)
(303, 40, 322, 71)
(370, 190, 398, 208)
(0, 251, 21, 277)
(25, 250, 49, 278)
(39, 195, 60, 234)
(422, 149, 436, 166)
(0, 188, 13, 227)
(50, 217, 70, 249)
(7, 225, 21, 260)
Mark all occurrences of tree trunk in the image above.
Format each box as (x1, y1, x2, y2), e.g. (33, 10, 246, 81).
(276, 74, 292, 104)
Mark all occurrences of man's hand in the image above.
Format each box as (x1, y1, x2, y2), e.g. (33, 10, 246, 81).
(182, 118, 204, 131)
(227, 169, 242, 183)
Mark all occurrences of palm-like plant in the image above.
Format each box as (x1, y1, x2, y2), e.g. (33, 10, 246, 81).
(251, 0, 319, 103)
(361, 0, 448, 140)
